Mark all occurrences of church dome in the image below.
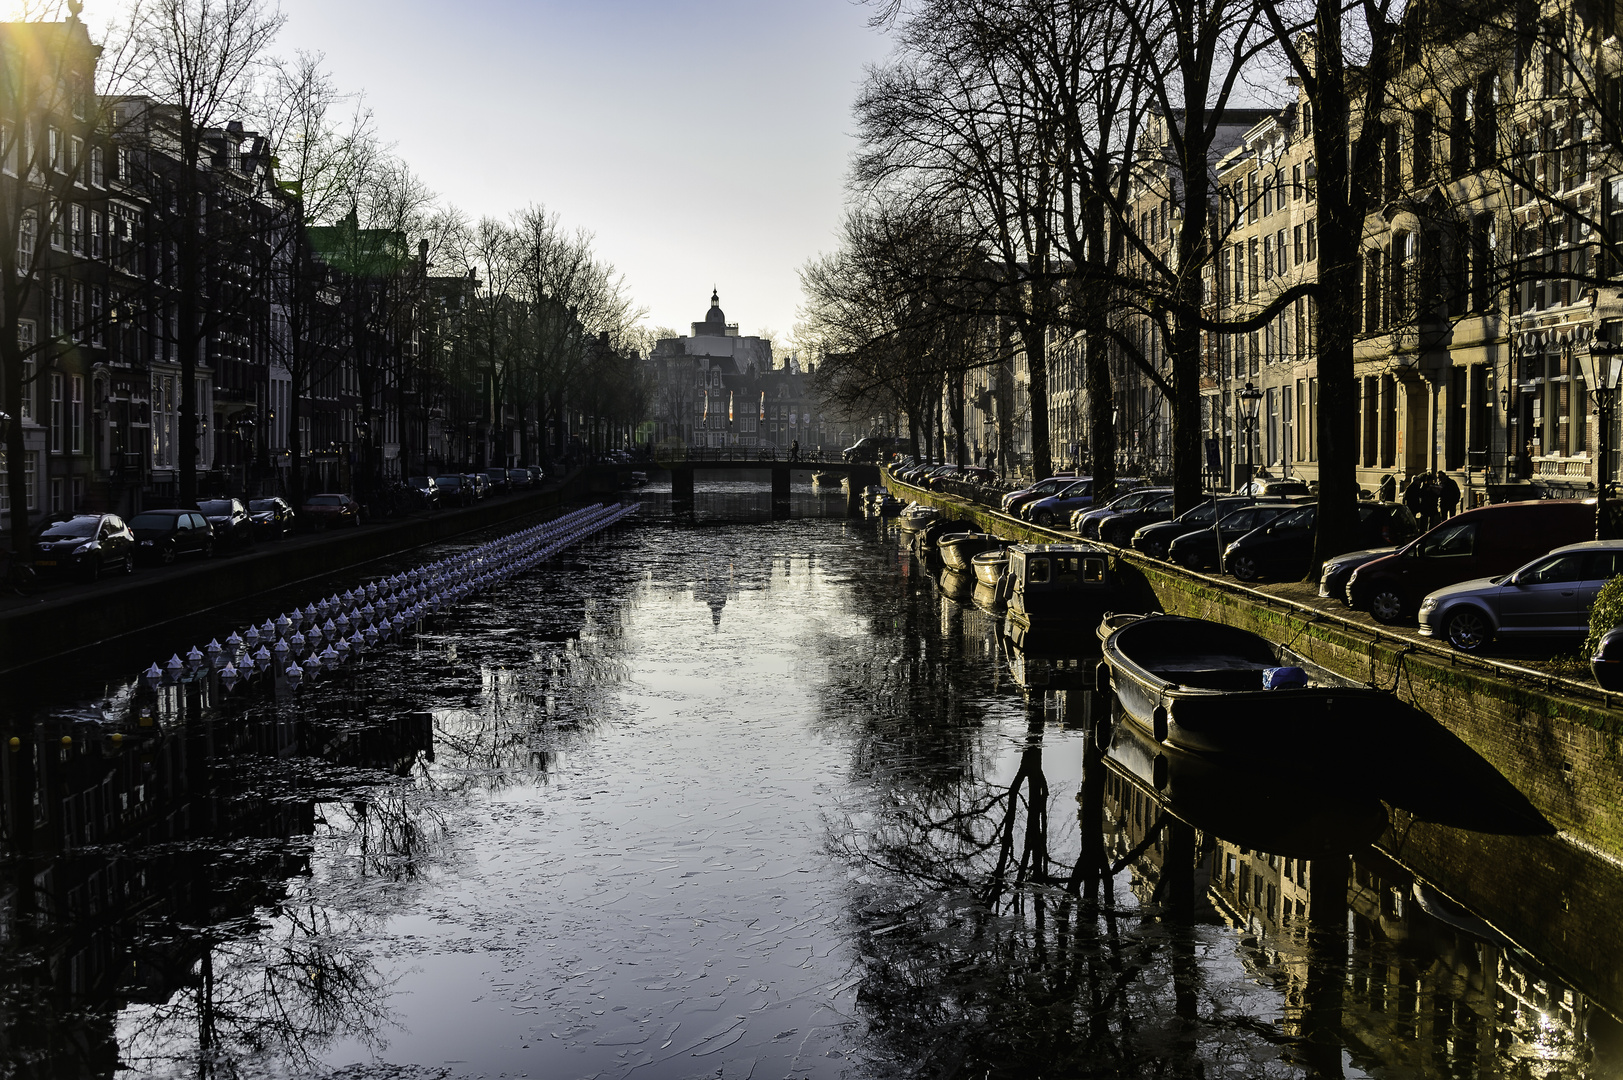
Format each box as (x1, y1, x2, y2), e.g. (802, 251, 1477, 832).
(705, 289, 725, 326)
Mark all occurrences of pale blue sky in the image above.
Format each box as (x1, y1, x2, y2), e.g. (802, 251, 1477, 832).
(89, 0, 890, 349)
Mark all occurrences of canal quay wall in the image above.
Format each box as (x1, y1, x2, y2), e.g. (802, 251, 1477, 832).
(0, 469, 624, 677)
(884, 473, 1623, 862)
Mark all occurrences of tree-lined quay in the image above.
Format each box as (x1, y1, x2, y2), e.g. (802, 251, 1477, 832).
(800, 0, 1623, 573)
(0, 1, 650, 561)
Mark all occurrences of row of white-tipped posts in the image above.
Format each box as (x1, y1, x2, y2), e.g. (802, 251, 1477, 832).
(141, 502, 638, 694)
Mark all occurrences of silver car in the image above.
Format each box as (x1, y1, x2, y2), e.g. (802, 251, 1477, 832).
(1417, 540, 1623, 651)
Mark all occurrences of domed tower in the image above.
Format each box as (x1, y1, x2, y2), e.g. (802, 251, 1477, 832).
(695, 288, 727, 336)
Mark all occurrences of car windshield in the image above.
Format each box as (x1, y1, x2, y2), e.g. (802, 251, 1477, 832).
(197, 500, 232, 515)
(1150, 494, 1176, 510)
(248, 499, 280, 512)
(307, 495, 343, 506)
(1419, 520, 1477, 558)
(1179, 504, 1216, 524)
(129, 513, 177, 530)
(39, 517, 98, 538)
(1110, 492, 1150, 511)
(1055, 480, 1090, 497)
(436, 476, 462, 487)
(408, 476, 431, 487)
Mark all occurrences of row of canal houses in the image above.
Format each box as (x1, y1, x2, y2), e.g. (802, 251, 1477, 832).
(0, 13, 582, 538)
(990, 0, 1623, 503)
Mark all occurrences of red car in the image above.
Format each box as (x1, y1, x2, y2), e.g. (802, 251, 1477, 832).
(300, 493, 361, 528)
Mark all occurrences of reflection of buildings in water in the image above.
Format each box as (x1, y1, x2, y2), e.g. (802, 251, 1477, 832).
(1101, 767, 1608, 1075)
(0, 672, 437, 1075)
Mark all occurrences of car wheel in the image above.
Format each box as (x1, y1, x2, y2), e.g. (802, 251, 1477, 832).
(1230, 554, 1260, 582)
(202, 539, 215, 559)
(123, 553, 134, 575)
(1369, 586, 1406, 624)
(159, 544, 177, 566)
(84, 559, 100, 583)
(1036, 511, 1055, 527)
(1145, 542, 1167, 560)
(1175, 548, 1203, 571)
(1445, 608, 1493, 652)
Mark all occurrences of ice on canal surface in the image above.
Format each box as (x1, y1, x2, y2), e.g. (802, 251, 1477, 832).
(6, 483, 1621, 1079)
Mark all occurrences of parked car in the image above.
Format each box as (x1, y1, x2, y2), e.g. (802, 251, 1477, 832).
(129, 509, 216, 564)
(506, 468, 533, 491)
(247, 497, 295, 539)
(434, 474, 473, 507)
(959, 467, 998, 485)
(1236, 478, 1312, 498)
(1418, 540, 1623, 651)
(197, 498, 254, 549)
(1347, 500, 1598, 624)
(300, 493, 362, 529)
(1022, 478, 1096, 527)
(482, 469, 511, 495)
(1130, 497, 1257, 559)
(526, 466, 545, 486)
(1318, 546, 1398, 604)
(1001, 475, 1080, 516)
(1073, 487, 1172, 539)
(1221, 501, 1419, 582)
(467, 472, 490, 500)
(1167, 501, 1298, 570)
(31, 513, 135, 580)
(844, 436, 895, 463)
(406, 476, 441, 508)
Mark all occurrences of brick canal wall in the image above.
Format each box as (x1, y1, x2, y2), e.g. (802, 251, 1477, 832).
(885, 473, 1623, 860)
(0, 471, 614, 677)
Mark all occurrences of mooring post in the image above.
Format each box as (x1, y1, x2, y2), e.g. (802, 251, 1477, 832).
(771, 465, 791, 504)
(846, 477, 863, 518)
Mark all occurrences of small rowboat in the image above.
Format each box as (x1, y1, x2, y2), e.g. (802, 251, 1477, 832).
(1100, 613, 1417, 762)
(971, 548, 1008, 587)
(1004, 543, 1118, 649)
(938, 531, 1003, 572)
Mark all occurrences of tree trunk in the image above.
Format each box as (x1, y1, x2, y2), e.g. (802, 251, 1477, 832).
(1085, 329, 1116, 502)
(1021, 321, 1053, 480)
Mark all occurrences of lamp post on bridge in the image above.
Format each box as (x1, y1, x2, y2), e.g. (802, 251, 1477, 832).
(1580, 325, 1623, 540)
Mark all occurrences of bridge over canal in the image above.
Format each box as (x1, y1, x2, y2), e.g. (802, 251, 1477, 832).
(592, 449, 882, 515)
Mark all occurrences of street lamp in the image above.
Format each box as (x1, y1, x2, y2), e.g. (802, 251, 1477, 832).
(1579, 327, 1623, 539)
(1237, 382, 1263, 494)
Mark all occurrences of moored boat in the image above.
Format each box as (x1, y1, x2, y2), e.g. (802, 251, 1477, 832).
(938, 566, 976, 605)
(1100, 612, 1417, 762)
(1004, 543, 1118, 649)
(971, 548, 1008, 587)
(897, 503, 939, 531)
(939, 531, 1004, 572)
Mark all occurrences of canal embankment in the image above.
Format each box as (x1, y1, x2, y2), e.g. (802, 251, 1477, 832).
(885, 470, 1623, 861)
(0, 467, 625, 677)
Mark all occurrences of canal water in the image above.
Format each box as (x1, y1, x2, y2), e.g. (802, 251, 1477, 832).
(4, 479, 1623, 1078)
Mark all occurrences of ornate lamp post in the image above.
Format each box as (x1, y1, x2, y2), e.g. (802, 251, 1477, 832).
(1238, 382, 1263, 494)
(1579, 329, 1623, 540)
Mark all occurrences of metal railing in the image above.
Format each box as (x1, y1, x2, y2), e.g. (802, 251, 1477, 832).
(651, 446, 852, 467)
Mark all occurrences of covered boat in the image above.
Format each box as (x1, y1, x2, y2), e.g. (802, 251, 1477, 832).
(1004, 543, 1117, 649)
(939, 531, 1004, 572)
(971, 547, 1008, 587)
(1100, 613, 1416, 761)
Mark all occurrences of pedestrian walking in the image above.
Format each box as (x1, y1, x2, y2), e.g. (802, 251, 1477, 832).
(790, 439, 799, 463)
(1437, 471, 1460, 518)
(1379, 473, 1396, 503)
(1403, 471, 1428, 522)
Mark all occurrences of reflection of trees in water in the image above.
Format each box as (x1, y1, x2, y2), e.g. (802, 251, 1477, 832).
(810, 542, 1307, 1077)
(116, 903, 397, 1078)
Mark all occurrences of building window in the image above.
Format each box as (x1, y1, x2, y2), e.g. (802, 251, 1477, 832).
(69, 136, 82, 181)
(89, 145, 103, 187)
(70, 204, 83, 255)
(49, 372, 63, 453)
(50, 277, 64, 337)
(17, 209, 35, 269)
(71, 282, 84, 339)
(89, 209, 101, 260)
(49, 199, 63, 250)
(90, 287, 102, 346)
(1276, 229, 1287, 274)
(1306, 221, 1316, 261)
(70, 374, 83, 454)
(47, 126, 62, 172)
